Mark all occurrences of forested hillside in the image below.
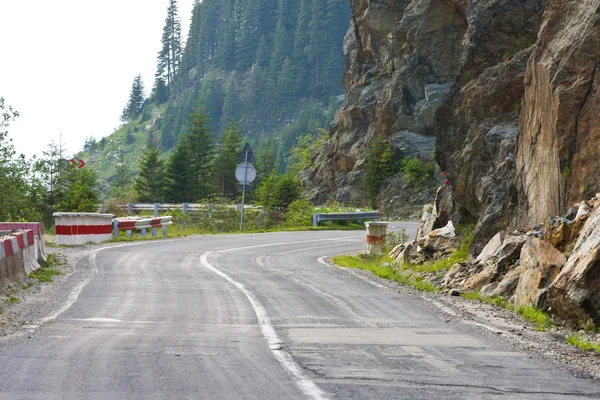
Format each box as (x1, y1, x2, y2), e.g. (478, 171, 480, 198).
(81, 0, 351, 200)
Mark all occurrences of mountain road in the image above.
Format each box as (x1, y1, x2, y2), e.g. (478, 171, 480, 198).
(0, 224, 599, 399)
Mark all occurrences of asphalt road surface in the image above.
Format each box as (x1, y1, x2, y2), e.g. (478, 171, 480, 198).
(0, 223, 599, 399)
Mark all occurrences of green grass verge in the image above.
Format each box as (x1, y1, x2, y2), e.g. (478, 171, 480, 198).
(517, 306, 554, 332)
(461, 293, 553, 331)
(566, 333, 600, 353)
(460, 291, 511, 308)
(332, 254, 438, 293)
(30, 252, 64, 283)
(5, 295, 18, 304)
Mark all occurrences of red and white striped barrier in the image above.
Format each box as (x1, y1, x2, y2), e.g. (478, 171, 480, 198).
(0, 222, 48, 263)
(53, 213, 115, 245)
(114, 216, 173, 238)
(0, 229, 40, 288)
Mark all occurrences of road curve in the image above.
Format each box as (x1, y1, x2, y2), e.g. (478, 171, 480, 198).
(0, 224, 598, 399)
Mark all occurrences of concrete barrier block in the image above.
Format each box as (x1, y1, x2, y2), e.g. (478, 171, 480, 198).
(0, 240, 9, 288)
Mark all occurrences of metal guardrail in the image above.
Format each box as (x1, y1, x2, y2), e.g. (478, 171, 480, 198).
(114, 203, 262, 216)
(113, 216, 173, 238)
(312, 211, 379, 227)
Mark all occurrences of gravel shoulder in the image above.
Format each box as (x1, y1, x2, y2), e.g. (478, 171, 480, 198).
(1, 239, 599, 383)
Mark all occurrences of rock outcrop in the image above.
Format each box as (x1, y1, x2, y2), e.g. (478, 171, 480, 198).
(547, 201, 600, 327)
(514, 238, 566, 310)
(302, 0, 467, 213)
(308, 0, 600, 255)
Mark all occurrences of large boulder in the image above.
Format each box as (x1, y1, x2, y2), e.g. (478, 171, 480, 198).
(543, 215, 588, 256)
(417, 221, 458, 253)
(488, 266, 523, 298)
(462, 267, 497, 292)
(514, 238, 566, 310)
(547, 204, 600, 327)
(474, 231, 506, 265)
(496, 235, 528, 273)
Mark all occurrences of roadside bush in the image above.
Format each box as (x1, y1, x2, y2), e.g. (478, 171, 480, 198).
(284, 199, 314, 227)
(401, 157, 435, 186)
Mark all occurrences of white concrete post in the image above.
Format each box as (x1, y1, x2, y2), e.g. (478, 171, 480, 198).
(365, 221, 388, 256)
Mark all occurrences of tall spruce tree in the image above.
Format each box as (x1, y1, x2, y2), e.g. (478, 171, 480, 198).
(165, 101, 214, 202)
(157, 0, 182, 87)
(135, 144, 166, 202)
(215, 0, 237, 69)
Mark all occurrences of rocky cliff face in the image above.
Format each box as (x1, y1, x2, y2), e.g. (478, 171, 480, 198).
(306, 0, 600, 254)
(302, 0, 467, 215)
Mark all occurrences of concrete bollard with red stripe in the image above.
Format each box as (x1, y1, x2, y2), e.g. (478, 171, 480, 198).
(53, 213, 115, 245)
(365, 221, 388, 256)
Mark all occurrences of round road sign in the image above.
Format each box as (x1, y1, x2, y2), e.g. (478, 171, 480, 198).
(235, 162, 256, 185)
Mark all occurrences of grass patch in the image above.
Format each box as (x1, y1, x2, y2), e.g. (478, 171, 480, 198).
(30, 252, 64, 283)
(29, 268, 63, 283)
(518, 306, 554, 331)
(332, 254, 437, 293)
(461, 291, 511, 308)
(5, 295, 19, 304)
(20, 283, 34, 290)
(566, 333, 600, 353)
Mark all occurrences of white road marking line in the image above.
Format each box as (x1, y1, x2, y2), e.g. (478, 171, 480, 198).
(217, 236, 362, 253)
(201, 252, 328, 400)
(275, 242, 359, 255)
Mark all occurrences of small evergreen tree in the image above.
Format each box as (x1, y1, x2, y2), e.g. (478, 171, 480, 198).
(363, 134, 400, 209)
(122, 74, 145, 121)
(55, 167, 100, 213)
(109, 152, 134, 201)
(153, 77, 169, 104)
(135, 144, 166, 202)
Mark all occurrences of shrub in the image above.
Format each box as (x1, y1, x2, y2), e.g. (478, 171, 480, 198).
(284, 198, 314, 227)
(401, 156, 435, 186)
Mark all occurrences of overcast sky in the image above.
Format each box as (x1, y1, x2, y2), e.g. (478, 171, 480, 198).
(0, 0, 194, 159)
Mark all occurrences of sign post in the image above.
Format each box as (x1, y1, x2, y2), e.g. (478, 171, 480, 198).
(236, 144, 256, 231)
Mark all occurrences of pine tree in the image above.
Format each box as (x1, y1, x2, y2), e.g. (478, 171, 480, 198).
(307, 0, 327, 94)
(166, 101, 214, 202)
(153, 77, 169, 104)
(235, 0, 261, 71)
(134, 144, 166, 202)
(198, 71, 225, 132)
(213, 121, 243, 199)
(122, 75, 145, 121)
(291, 0, 311, 95)
(256, 137, 277, 183)
(109, 152, 134, 201)
(221, 73, 242, 128)
(157, 0, 183, 86)
(165, 143, 193, 202)
(55, 167, 100, 213)
(215, 0, 237, 69)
